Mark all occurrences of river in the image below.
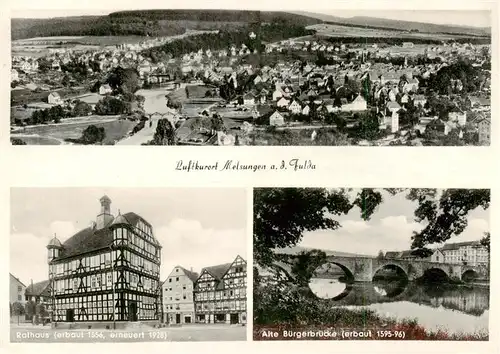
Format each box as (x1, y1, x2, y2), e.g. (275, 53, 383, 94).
(116, 89, 177, 145)
(309, 278, 489, 335)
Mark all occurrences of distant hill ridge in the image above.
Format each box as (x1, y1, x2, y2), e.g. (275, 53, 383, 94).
(293, 11, 491, 37)
(11, 9, 490, 40)
(274, 245, 372, 258)
(11, 10, 319, 40)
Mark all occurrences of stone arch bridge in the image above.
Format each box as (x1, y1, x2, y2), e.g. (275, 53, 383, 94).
(322, 255, 487, 282)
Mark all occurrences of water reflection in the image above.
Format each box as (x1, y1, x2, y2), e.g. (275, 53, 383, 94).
(309, 278, 352, 300)
(308, 263, 353, 300)
(373, 279, 407, 298)
(334, 282, 490, 335)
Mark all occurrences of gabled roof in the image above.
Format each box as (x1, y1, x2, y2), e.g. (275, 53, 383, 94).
(200, 263, 233, 281)
(10, 273, 26, 287)
(26, 280, 50, 296)
(179, 266, 200, 283)
(386, 101, 401, 110)
(54, 212, 150, 261)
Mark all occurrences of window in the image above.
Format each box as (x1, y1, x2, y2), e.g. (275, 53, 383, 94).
(176, 277, 179, 282)
(73, 278, 79, 291)
(18, 286, 22, 292)
(169, 279, 172, 283)
(18, 295, 22, 301)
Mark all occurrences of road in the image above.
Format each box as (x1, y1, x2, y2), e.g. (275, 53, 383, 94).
(116, 89, 177, 145)
(254, 122, 356, 131)
(11, 324, 246, 342)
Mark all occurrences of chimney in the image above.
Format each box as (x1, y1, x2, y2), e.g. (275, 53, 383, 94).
(96, 195, 114, 229)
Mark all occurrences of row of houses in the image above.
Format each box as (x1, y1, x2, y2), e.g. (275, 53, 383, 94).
(9, 274, 51, 308)
(384, 240, 489, 267)
(162, 255, 247, 325)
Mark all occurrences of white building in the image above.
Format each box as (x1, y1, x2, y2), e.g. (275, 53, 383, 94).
(441, 241, 489, 266)
(269, 111, 285, 126)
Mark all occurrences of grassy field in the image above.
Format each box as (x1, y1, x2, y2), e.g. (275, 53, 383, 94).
(12, 118, 136, 145)
(307, 23, 490, 41)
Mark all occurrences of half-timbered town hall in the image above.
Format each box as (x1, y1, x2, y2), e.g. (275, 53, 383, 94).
(47, 195, 162, 326)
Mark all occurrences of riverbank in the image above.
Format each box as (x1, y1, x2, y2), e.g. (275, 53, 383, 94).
(254, 308, 488, 341)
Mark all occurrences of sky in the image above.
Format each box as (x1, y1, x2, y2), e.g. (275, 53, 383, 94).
(11, 9, 491, 28)
(320, 10, 491, 28)
(10, 188, 247, 284)
(297, 189, 490, 257)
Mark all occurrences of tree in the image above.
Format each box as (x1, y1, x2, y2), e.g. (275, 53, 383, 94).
(407, 189, 490, 249)
(377, 250, 385, 259)
(25, 300, 36, 324)
(350, 110, 383, 141)
(254, 188, 490, 266)
(254, 188, 376, 266)
(72, 101, 93, 117)
(95, 96, 128, 115)
(152, 118, 176, 145)
(289, 250, 327, 286)
(80, 125, 106, 144)
(480, 232, 490, 254)
(12, 302, 25, 325)
(36, 303, 49, 323)
(107, 67, 140, 94)
(61, 74, 71, 87)
(480, 231, 490, 277)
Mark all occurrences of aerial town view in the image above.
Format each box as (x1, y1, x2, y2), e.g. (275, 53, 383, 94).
(10, 9, 491, 146)
(10, 188, 247, 342)
(253, 188, 490, 340)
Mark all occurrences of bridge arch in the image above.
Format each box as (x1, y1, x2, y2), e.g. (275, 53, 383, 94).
(308, 261, 355, 300)
(371, 263, 409, 281)
(421, 267, 450, 282)
(461, 269, 479, 282)
(319, 261, 355, 283)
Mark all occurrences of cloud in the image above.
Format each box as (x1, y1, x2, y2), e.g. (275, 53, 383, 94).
(451, 218, 489, 243)
(340, 220, 370, 233)
(49, 221, 77, 241)
(156, 218, 247, 280)
(301, 215, 425, 256)
(379, 215, 423, 234)
(10, 232, 49, 284)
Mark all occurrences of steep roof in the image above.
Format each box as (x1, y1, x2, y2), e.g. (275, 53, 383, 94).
(179, 266, 200, 283)
(384, 251, 402, 258)
(54, 211, 149, 261)
(201, 262, 233, 281)
(441, 241, 482, 251)
(10, 273, 26, 287)
(47, 236, 63, 248)
(25, 280, 50, 296)
(111, 212, 131, 226)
